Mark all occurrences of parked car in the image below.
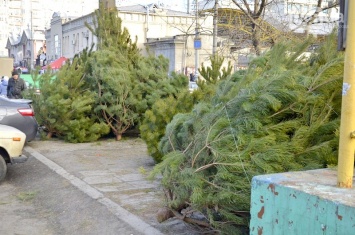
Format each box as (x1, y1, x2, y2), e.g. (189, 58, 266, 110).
(0, 96, 38, 141)
(0, 124, 27, 181)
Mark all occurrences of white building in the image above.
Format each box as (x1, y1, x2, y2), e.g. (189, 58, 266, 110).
(44, 3, 214, 75)
(116, 0, 195, 13)
(198, 0, 339, 36)
(197, 0, 339, 68)
(7, 0, 339, 74)
(265, 0, 339, 35)
(1, 0, 98, 59)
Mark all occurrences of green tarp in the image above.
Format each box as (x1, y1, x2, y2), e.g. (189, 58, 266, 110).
(20, 74, 39, 87)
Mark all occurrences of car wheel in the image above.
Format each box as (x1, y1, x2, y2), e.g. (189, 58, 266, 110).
(0, 156, 7, 182)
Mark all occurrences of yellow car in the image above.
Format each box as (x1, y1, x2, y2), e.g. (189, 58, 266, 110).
(0, 125, 27, 182)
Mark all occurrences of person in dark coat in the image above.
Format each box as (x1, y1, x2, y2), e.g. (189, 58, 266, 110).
(7, 70, 26, 99)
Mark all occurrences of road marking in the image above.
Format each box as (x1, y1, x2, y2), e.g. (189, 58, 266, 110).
(25, 146, 164, 235)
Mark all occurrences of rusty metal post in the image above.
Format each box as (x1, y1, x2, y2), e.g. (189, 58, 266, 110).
(337, 0, 355, 188)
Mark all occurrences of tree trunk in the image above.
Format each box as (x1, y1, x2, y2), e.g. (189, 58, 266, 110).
(156, 207, 174, 223)
(116, 133, 122, 141)
(252, 23, 261, 55)
(46, 132, 53, 139)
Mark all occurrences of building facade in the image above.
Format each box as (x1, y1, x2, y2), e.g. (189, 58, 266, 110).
(5, 29, 45, 68)
(6, 0, 340, 74)
(266, 0, 339, 35)
(116, 0, 195, 13)
(2, 0, 98, 60)
(199, 0, 339, 36)
(44, 4, 214, 75)
(197, 0, 339, 68)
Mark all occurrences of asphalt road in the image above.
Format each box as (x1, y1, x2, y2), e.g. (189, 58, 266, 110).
(1, 155, 142, 235)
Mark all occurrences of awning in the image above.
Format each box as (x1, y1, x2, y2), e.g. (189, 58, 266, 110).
(43, 57, 67, 70)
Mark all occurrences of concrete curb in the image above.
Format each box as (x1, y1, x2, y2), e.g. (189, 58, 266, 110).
(25, 146, 164, 235)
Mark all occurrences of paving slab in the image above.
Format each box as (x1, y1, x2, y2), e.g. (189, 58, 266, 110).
(25, 138, 201, 235)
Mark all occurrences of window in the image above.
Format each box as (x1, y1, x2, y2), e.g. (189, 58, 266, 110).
(287, 3, 292, 12)
(77, 33, 79, 50)
(126, 14, 132, 20)
(54, 34, 60, 57)
(62, 36, 66, 55)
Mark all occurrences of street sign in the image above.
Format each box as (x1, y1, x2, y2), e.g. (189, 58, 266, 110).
(194, 39, 201, 50)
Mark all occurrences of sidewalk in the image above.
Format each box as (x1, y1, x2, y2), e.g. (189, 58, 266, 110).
(25, 138, 199, 235)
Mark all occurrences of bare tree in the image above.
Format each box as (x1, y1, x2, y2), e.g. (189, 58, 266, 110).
(290, 0, 339, 36)
(230, 0, 267, 54)
(199, 0, 339, 56)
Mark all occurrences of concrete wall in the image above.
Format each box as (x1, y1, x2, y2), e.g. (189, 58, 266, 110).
(250, 169, 355, 235)
(146, 33, 214, 75)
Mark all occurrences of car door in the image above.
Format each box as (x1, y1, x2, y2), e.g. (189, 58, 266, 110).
(0, 100, 7, 121)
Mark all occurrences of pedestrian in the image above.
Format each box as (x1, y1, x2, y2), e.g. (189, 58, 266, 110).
(38, 47, 43, 56)
(7, 70, 26, 99)
(190, 73, 195, 82)
(42, 53, 47, 66)
(0, 76, 9, 96)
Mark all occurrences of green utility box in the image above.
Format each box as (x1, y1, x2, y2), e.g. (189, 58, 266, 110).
(250, 169, 355, 235)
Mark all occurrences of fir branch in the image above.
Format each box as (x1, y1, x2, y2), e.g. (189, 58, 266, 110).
(195, 162, 246, 173)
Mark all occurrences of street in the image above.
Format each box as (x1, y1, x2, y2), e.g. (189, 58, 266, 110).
(1, 155, 141, 235)
(0, 139, 198, 235)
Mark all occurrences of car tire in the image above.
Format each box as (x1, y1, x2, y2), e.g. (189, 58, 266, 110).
(0, 156, 7, 182)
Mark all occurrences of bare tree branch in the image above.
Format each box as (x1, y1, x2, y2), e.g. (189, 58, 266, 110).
(255, 0, 267, 18)
(241, 0, 253, 15)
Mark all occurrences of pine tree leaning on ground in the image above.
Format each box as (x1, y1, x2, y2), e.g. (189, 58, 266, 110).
(54, 54, 110, 143)
(140, 90, 196, 163)
(86, 4, 192, 141)
(140, 55, 232, 163)
(132, 54, 185, 125)
(26, 69, 62, 138)
(150, 34, 343, 234)
(28, 50, 109, 142)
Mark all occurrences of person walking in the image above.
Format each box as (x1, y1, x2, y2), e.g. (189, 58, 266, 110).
(7, 70, 26, 99)
(0, 76, 9, 96)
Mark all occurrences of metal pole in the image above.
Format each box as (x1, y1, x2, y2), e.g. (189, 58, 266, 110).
(337, 0, 355, 188)
(30, 1, 34, 70)
(194, 0, 199, 81)
(212, 0, 218, 55)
